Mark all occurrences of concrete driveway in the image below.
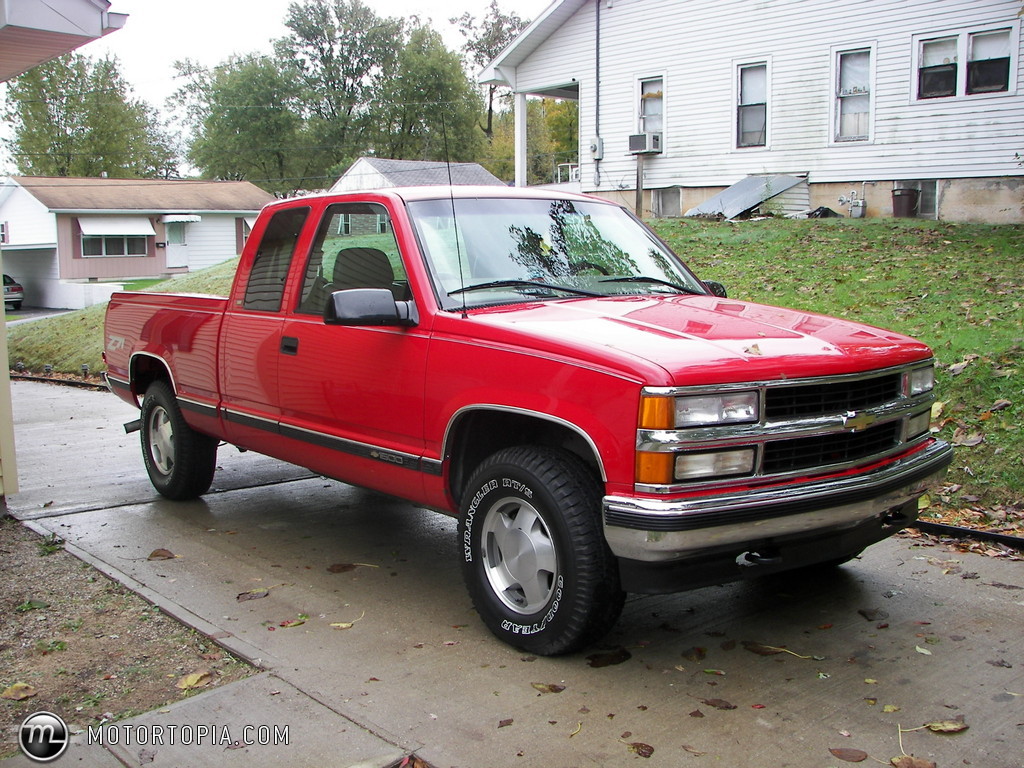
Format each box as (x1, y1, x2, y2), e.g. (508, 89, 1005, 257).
(5, 381, 1023, 767)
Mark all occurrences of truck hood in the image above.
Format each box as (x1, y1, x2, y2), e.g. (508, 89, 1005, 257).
(466, 295, 933, 386)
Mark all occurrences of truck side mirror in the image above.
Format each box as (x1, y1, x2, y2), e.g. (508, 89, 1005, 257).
(704, 280, 728, 298)
(324, 288, 418, 327)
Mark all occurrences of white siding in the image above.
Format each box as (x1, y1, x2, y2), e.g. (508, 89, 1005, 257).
(510, 0, 1024, 194)
(0, 183, 57, 247)
(185, 216, 244, 271)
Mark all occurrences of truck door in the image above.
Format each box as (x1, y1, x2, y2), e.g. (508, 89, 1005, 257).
(277, 201, 430, 500)
(219, 205, 311, 452)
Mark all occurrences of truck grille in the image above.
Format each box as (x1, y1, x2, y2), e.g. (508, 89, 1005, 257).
(763, 421, 900, 474)
(765, 373, 901, 419)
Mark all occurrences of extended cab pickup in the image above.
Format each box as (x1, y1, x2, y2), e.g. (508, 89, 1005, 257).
(104, 186, 953, 654)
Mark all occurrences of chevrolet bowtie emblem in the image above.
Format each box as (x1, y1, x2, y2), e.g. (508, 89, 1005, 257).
(843, 411, 877, 432)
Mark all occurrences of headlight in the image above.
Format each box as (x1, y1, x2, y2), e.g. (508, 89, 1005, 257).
(675, 449, 756, 481)
(675, 391, 759, 427)
(908, 365, 935, 396)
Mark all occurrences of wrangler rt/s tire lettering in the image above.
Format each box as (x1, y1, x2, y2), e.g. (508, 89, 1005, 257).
(458, 446, 625, 655)
(140, 381, 218, 500)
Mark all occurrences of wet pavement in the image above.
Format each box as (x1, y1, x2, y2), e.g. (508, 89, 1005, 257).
(3, 380, 1023, 767)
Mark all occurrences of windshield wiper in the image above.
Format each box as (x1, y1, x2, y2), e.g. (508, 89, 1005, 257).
(598, 276, 703, 295)
(448, 279, 602, 298)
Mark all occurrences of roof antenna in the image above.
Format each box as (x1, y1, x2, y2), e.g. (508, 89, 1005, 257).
(440, 110, 468, 318)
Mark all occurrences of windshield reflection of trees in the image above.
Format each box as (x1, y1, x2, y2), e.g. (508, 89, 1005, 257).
(507, 200, 646, 281)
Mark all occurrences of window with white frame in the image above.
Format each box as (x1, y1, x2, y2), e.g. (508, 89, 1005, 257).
(836, 49, 872, 142)
(82, 235, 148, 257)
(737, 63, 767, 148)
(915, 26, 1014, 99)
(639, 77, 664, 135)
(0, 221, 7, 244)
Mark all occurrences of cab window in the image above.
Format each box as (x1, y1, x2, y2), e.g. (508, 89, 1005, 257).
(297, 203, 408, 316)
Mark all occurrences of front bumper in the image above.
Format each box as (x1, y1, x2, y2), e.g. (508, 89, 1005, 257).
(603, 439, 953, 565)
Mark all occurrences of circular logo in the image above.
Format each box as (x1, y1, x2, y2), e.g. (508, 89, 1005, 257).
(19, 711, 69, 762)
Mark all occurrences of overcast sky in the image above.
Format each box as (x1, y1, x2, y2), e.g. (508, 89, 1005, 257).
(0, 0, 550, 172)
(81, 0, 550, 108)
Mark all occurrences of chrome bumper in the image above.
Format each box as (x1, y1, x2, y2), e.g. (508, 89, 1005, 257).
(603, 440, 953, 562)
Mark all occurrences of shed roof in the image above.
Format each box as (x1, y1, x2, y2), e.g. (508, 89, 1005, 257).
(340, 158, 505, 189)
(11, 176, 275, 212)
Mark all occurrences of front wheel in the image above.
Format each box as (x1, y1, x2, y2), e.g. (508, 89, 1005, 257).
(140, 381, 218, 500)
(458, 446, 624, 655)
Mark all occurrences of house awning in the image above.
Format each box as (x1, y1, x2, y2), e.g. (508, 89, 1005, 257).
(160, 214, 202, 223)
(78, 216, 156, 236)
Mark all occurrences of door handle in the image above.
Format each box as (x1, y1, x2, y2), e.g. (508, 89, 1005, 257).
(280, 336, 299, 355)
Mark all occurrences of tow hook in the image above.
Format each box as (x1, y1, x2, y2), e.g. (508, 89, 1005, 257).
(123, 419, 141, 434)
(737, 550, 783, 567)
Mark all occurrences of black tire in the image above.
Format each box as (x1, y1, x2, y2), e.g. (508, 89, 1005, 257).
(140, 381, 218, 500)
(458, 446, 624, 655)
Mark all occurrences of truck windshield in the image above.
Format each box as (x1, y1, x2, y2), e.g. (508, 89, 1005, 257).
(406, 197, 707, 310)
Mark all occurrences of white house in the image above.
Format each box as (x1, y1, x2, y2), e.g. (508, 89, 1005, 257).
(331, 157, 505, 192)
(0, 176, 274, 308)
(482, 0, 1024, 222)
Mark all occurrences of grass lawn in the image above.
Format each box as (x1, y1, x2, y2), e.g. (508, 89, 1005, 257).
(6, 218, 1022, 516)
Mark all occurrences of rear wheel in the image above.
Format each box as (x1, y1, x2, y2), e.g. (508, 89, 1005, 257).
(458, 446, 624, 655)
(140, 381, 218, 500)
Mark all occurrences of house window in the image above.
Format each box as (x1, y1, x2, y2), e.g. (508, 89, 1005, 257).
(836, 49, 871, 142)
(737, 63, 767, 148)
(915, 26, 1014, 99)
(81, 235, 149, 257)
(968, 30, 1011, 93)
(166, 222, 187, 246)
(919, 37, 957, 98)
(639, 77, 664, 135)
(0, 221, 7, 244)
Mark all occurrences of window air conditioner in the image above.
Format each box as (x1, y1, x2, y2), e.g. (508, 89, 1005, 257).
(628, 132, 662, 154)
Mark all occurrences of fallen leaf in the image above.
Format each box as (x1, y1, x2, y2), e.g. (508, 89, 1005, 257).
(689, 709, 704, 718)
(138, 748, 157, 764)
(858, 608, 889, 622)
(830, 747, 869, 762)
(531, 683, 565, 694)
(147, 548, 176, 561)
(742, 641, 783, 656)
(279, 619, 305, 628)
(623, 741, 655, 758)
(330, 611, 365, 630)
(915, 646, 933, 656)
(883, 704, 901, 713)
(498, 718, 513, 729)
(681, 646, 707, 662)
(743, 344, 763, 356)
(175, 671, 211, 690)
(703, 668, 726, 676)
(1, 682, 37, 700)
(236, 588, 269, 602)
(924, 716, 969, 733)
(682, 745, 706, 756)
(699, 698, 736, 710)
(891, 756, 937, 768)
(586, 647, 632, 667)
(987, 659, 1013, 668)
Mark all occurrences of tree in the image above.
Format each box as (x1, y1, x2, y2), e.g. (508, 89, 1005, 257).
(274, 0, 404, 174)
(451, 0, 529, 140)
(481, 99, 553, 185)
(2, 53, 177, 177)
(174, 55, 313, 195)
(372, 25, 484, 162)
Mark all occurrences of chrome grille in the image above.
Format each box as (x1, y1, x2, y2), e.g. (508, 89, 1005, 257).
(765, 373, 901, 419)
(763, 422, 901, 474)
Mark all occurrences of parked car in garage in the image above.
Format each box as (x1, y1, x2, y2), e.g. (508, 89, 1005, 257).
(4, 274, 24, 310)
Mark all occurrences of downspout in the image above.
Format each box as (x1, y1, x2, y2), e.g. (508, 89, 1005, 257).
(593, 0, 602, 188)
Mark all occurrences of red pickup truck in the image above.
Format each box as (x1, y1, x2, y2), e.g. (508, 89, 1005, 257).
(104, 186, 952, 655)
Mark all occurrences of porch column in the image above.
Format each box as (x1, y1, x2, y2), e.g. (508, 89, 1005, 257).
(0, 244, 19, 499)
(514, 92, 527, 188)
